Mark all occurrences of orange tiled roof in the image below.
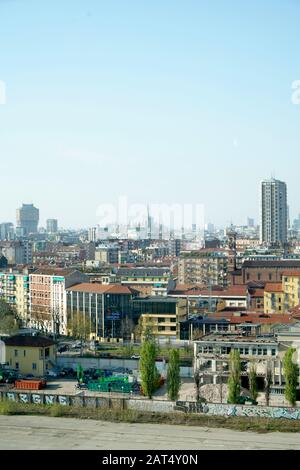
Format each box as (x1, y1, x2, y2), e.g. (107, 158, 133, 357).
(264, 283, 283, 293)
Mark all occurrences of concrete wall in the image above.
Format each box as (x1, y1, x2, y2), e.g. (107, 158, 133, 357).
(2, 389, 300, 420)
(57, 356, 140, 370)
(126, 399, 174, 413)
(176, 401, 300, 419)
(57, 356, 193, 378)
(0, 390, 124, 409)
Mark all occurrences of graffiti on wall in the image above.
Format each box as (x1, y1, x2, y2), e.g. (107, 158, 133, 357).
(176, 401, 300, 420)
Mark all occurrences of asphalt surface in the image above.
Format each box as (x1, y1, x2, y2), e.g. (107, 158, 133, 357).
(0, 415, 299, 450)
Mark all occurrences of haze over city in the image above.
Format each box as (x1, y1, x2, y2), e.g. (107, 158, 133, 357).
(1, 0, 300, 227)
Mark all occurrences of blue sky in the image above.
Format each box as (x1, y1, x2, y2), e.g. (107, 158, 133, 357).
(0, 0, 300, 228)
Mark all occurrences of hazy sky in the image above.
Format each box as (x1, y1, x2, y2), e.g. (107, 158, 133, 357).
(1, 0, 300, 229)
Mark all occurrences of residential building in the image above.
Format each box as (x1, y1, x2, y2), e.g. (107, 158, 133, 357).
(88, 227, 97, 242)
(0, 223, 14, 241)
(16, 203, 39, 235)
(168, 239, 182, 257)
(261, 178, 288, 246)
(168, 284, 249, 313)
(264, 283, 284, 314)
(29, 268, 88, 335)
(282, 271, 300, 311)
(0, 241, 32, 265)
(178, 249, 228, 287)
(0, 271, 30, 323)
(116, 267, 171, 296)
(95, 245, 119, 264)
(0, 335, 56, 376)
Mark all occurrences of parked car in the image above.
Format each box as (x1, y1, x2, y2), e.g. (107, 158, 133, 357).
(46, 369, 59, 378)
(131, 355, 140, 359)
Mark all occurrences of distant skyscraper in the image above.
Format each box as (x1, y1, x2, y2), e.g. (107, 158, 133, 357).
(16, 204, 39, 235)
(261, 178, 287, 245)
(88, 227, 97, 242)
(247, 217, 254, 228)
(46, 219, 58, 233)
(0, 223, 14, 240)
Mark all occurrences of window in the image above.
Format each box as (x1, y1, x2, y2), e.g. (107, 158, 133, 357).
(15, 362, 19, 369)
(269, 273, 272, 281)
(263, 348, 267, 355)
(258, 349, 262, 355)
(32, 363, 37, 370)
(14, 350, 18, 357)
(271, 349, 276, 356)
(23, 350, 26, 357)
(258, 273, 261, 281)
(244, 348, 249, 354)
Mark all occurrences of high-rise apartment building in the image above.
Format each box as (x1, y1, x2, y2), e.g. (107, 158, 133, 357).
(88, 227, 97, 242)
(16, 204, 39, 235)
(46, 219, 58, 233)
(261, 179, 287, 246)
(0, 223, 14, 240)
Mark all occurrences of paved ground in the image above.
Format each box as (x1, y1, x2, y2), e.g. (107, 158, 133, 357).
(0, 415, 299, 450)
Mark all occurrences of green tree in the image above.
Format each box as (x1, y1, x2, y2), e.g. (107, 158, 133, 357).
(264, 360, 272, 406)
(194, 369, 201, 402)
(248, 363, 258, 402)
(283, 348, 299, 406)
(167, 349, 181, 401)
(0, 300, 19, 334)
(133, 317, 143, 342)
(227, 349, 241, 404)
(67, 311, 93, 354)
(140, 340, 159, 399)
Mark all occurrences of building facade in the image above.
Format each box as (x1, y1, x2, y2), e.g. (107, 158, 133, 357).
(132, 297, 187, 341)
(0, 335, 56, 376)
(66, 283, 138, 341)
(178, 249, 228, 287)
(29, 269, 88, 335)
(16, 203, 39, 235)
(46, 219, 58, 233)
(261, 179, 288, 246)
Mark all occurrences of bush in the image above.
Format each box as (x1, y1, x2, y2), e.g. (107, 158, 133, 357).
(0, 400, 22, 415)
(49, 404, 67, 417)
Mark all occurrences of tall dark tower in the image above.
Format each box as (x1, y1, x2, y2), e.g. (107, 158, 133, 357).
(227, 225, 237, 273)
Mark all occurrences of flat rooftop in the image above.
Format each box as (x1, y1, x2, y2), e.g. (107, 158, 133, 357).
(195, 334, 277, 344)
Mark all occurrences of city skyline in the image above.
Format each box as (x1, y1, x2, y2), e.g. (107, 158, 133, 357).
(1, 1, 300, 227)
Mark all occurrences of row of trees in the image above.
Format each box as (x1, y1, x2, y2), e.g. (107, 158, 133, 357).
(140, 339, 181, 400)
(227, 348, 299, 406)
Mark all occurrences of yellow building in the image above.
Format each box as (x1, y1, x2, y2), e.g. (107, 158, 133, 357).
(264, 283, 284, 314)
(0, 272, 30, 324)
(15, 274, 30, 324)
(0, 335, 56, 376)
(282, 271, 300, 310)
(132, 297, 187, 340)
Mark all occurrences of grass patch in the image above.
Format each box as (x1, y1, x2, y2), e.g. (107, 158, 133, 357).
(1, 400, 300, 433)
